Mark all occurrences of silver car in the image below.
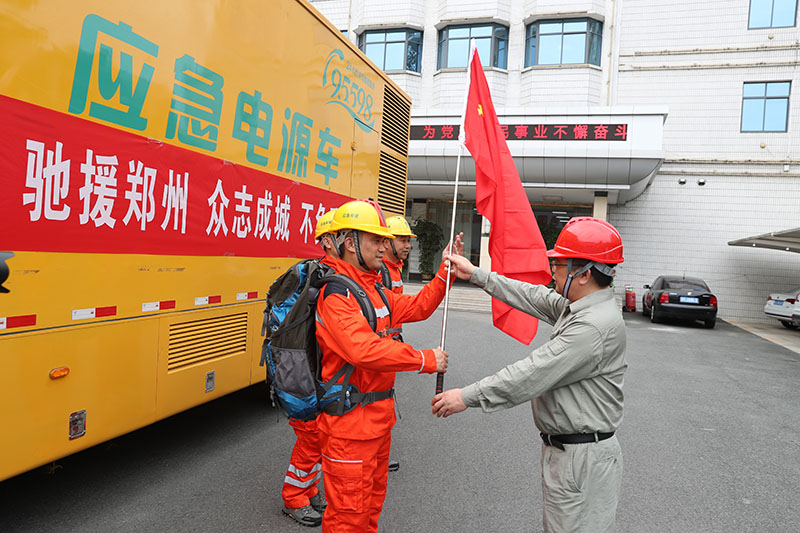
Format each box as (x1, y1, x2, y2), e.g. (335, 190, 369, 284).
(763, 287, 800, 329)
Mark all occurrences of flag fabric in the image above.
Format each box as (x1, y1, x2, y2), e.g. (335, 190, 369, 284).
(461, 45, 552, 345)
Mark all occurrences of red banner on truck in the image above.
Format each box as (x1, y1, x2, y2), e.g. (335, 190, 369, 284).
(0, 95, 350, 258)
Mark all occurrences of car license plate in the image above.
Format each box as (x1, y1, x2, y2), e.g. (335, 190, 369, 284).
(775, 301, 784, 306)
(680, 296, 699, 304)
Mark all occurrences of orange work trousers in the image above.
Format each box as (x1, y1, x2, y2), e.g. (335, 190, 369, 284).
(282, 417, 322, 508)
(320, 431, 392, 533)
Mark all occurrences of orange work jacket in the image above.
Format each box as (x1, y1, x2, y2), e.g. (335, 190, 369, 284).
(382, 257, 405, 295)
(315, 256, 451, 440)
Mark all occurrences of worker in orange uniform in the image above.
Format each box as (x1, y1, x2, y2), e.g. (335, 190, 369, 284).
(380, 215, 417, 473)
(281, 209, 338, 527)
(382, 215, 416, 297)
(315, 200, 462, 532)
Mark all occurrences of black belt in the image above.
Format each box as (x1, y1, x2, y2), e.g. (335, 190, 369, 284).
(540, 431, 614, 451)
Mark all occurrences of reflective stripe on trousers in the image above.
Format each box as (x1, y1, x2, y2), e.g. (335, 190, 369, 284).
(284, 463, 322, 488)
(282, 418, 322, 508)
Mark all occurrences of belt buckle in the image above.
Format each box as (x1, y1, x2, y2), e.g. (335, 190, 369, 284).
(541, 433, 564, 451)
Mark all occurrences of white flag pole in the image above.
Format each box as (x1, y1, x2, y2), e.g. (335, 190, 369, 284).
(436, 40, 477, 394)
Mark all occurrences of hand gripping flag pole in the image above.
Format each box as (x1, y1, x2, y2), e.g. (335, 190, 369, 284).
(436, 41, 478, 395)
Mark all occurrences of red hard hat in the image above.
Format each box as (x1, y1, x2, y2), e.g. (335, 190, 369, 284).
(546, 217, 624, 264)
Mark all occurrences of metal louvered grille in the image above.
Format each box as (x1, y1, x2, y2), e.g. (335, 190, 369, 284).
(167, 313, 248, 372)
(378, 151, 407, 215)
(380, 86, 410, 156)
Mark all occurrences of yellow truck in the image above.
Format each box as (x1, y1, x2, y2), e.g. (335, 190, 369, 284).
(0, 0, 410, 481)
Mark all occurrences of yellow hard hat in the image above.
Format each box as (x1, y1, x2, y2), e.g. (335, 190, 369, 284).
(385, 216, 417, 237)
(314, 209, 337, 239)
(329, 200, 395, 238)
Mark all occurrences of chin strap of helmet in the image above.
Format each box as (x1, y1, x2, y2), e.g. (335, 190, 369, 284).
(336, 230, 369, 270)
(389, 239, 398, 258)
(561, 259, 617, 298)
(352, 230, 370, 270)
(335, 231, 348, 260)
(561, 258, 582, 299)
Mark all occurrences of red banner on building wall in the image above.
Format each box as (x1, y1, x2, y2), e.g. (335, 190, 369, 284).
(411, 123, 629, 141)
(0, 95, 352, 258)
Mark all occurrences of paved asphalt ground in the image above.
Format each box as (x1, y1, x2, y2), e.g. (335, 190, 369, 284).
(2, 308, 800, 532)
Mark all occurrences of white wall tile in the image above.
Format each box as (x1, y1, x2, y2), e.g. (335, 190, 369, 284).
(311, 0, 800, 320)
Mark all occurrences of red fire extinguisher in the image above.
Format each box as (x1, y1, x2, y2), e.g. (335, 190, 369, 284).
(624, 285, 636, 312)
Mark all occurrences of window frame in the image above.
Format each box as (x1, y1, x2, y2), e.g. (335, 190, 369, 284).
(740, 81, 792, 133)
(525, 17, 603, 67)
(436, 23, 509, 70)
(357, 28, 423, 73)
(747, 0, 798, 29)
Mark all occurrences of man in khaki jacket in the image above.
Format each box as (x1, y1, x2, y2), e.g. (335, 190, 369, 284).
(432, 217, 627, 533)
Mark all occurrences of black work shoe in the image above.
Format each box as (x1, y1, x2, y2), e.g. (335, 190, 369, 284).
(388, 460, 400, 472)
(309, 492, 327, 513)
(282, 504, 322, 527)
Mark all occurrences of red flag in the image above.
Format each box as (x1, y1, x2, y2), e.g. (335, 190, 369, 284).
(462, 47, 552, 344)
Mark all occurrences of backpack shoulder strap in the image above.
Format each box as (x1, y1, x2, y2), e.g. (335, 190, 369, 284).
(316, 273, 378, 332)
(374, 282, 392, 330)
(379, 262, 391, 289)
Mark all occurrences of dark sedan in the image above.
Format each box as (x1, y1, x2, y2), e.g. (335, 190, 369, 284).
(642, 275, 718, 328)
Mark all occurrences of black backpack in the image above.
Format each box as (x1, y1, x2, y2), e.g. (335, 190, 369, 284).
(260, 259, 394, 420)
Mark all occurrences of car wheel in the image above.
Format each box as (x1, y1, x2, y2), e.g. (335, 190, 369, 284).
(780, 320, 798, 330)
(704, 318, 716, 329)
(650, 304, 659, 323)
(642, 297, 649, 316)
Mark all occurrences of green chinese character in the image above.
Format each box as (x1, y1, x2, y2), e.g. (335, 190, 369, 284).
(314, 127, 341, 185)
(165, 55, 224, 151)
(69, 15, 159, 131)
(232, 90, 273, 166)
(278, 108, 313, 178)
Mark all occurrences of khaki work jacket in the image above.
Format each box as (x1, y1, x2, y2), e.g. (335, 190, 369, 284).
(461, 268, 627, 435)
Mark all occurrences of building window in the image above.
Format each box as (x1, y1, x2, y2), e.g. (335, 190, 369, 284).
(748, 0, 798, 29)
(525, 18, 602, 67)
(358, 29, 422, 72)
(741, 82, 791, 132)
(437, 24, 508, 69)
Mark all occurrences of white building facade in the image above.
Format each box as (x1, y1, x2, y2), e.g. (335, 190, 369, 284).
(311, 0, 800, 320)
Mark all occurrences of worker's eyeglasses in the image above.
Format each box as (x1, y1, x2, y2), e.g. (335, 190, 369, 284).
(550, 262, 569, 271)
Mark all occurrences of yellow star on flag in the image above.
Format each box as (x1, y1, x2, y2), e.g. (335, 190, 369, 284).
(477, 104, 483, 116)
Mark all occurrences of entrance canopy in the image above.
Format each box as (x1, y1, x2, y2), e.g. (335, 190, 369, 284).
(407, 105, 667, 205)
(728, 228, 800, 253)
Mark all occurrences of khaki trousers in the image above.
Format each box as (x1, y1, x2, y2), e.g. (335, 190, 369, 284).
(541, 435, 623, 533)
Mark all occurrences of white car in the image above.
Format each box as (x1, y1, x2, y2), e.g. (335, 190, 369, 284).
(763, 287, 800, 329)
